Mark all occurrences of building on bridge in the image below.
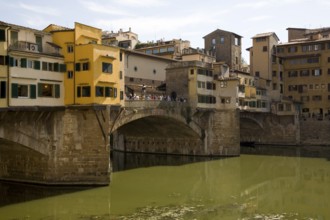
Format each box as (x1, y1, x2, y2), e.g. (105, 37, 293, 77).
(44, 22, 124, 106)
(121, 49, 175, 99)
(0, 21, 66, 108)
(166, 60, 239, 109)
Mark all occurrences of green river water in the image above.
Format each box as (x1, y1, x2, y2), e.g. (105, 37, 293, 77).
(0, 146, 330, 220)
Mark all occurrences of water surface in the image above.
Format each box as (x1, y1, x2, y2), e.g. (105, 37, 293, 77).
(0, 146, 330, 219)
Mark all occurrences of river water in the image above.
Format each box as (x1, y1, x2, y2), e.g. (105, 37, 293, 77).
(0, 146, 330, 220)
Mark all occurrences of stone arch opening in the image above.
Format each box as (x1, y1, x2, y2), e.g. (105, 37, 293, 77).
(110, 116, 204, 155)
(240, 117, 264, 144)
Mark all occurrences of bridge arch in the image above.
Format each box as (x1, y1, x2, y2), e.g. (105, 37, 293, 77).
(110, 101, 203, 138)
(240, 113, 265, 144)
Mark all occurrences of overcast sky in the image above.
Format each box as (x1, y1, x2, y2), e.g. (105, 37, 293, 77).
(2, 0, 330, 62)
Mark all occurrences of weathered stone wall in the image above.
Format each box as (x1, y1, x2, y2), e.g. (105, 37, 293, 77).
(300, 119, 330, 145)
(0, 106, 110, 185)
(194, 109, 240, 156)
(240, 112, 299, 145)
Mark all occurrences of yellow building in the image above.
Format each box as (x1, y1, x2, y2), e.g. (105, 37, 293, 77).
(44, 22, 123, 106)
(276, 27, 330, 119)
(0, 21, 66, 108)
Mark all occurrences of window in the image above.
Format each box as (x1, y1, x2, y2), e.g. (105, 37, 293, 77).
(68, 71, 73, 79)
(312, 69, 322, 76)
(273, 83, 277, 90)
(38, 83, 54, 97)
(272, 71, 277, 77)
(54, 63, 60, 72)
(77, 86, 91, 97)
(82, 62, 89, 71)
(286, 104, 292, 111)
(105, 87, 113, 97)
(18, 84, 29, 97)
(67, 45, 74, 53)
(160, 48, 167, 53)
(35, 35, 42, 52)
(134, 66, 138, 71)
(263, 46, 267, 52)
(328, 57, 330, 63)
(95, 86, 104, 97)
(278, 104, 284, 111)
(288, 46, 297, 53)
(0, 29, 5, 41)
(0, 81, 6, 98)
(11, 31, 18, 45)
(153, 69, 156, 74)
(235, 37, 240, 46)
(288, 71, 297, 77)
(75, 63, 81, 71)
(120, 91, 124, 100)
(27, 60, 33, 68)
(277, 47, 284, 53)
(212, 38, 216, 45)
(220, 37, 224, 44)
(21, 58, 27, 68)
(102, 62, 112, 73)
(255, 71, 260, 77)
(190, 69, 194, 75)
(0, 55, 7, 65)
(119, 71, 123, 79)
(146, 49, 152, 54)
(11, 83, 31, 98)
(312, 95, 322, 101)
(82, 86, 90, 97)
(300, 70, 309, 77)
(48, 63, 54, 71)
(153, 49, 159, 54)
(167, 47, 174, 52)
(120, 52, 122, 61)
(301, 96, 309, 102)
(42, 62, 48, 71)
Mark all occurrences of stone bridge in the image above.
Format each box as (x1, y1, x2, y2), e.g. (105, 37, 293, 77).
(0, 102, 240, 185)
(240, 111, 300, 145)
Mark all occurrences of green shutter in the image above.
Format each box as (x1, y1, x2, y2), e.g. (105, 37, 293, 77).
(60, 64, 66, 72)
(9, 57, 14, 67)
(11, 83, 18, 98)
(38, 83, 43, 97)
(54, 63, 59, 72)
(30, 84, 36, 99)
(21, 58, 27, 68)
(0, 81, 6, 98)
(105, 87, 110, 97)
(55, 84, 60, 98)
(34, 61, 40, 70)
(77, 86, 81, 97)
(75, 63, 80, 71)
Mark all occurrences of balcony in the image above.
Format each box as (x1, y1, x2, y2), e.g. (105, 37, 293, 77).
(8, 41, 62, 57)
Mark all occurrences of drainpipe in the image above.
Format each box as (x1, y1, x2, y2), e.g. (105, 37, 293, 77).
(73, 30, 76, 105)
(6, 26, 11, 107)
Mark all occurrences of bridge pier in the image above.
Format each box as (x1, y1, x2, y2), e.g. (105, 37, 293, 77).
(0, 106, 110, 185)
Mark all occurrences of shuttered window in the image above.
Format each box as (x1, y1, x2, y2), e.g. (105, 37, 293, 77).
(11, 83, 18, 98)
(0, 81, 6, 98)
(30, 84, 36, 99)
(21, 58, 27, 68)
(55, 84, 60, 98)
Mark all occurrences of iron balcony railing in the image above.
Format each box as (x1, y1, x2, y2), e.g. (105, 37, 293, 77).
(8, 41, 62, 56)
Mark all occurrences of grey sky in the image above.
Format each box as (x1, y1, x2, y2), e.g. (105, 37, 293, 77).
(2, 0, 329, 62)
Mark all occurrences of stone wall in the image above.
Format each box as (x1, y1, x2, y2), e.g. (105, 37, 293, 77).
(0, 106, 110, 185)
(240, 112, 299, 145)
(300, 119, 330, 145)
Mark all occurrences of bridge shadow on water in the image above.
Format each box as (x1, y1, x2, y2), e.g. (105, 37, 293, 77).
(241, 144, 330, 161)
(110, 150, 227, 172)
